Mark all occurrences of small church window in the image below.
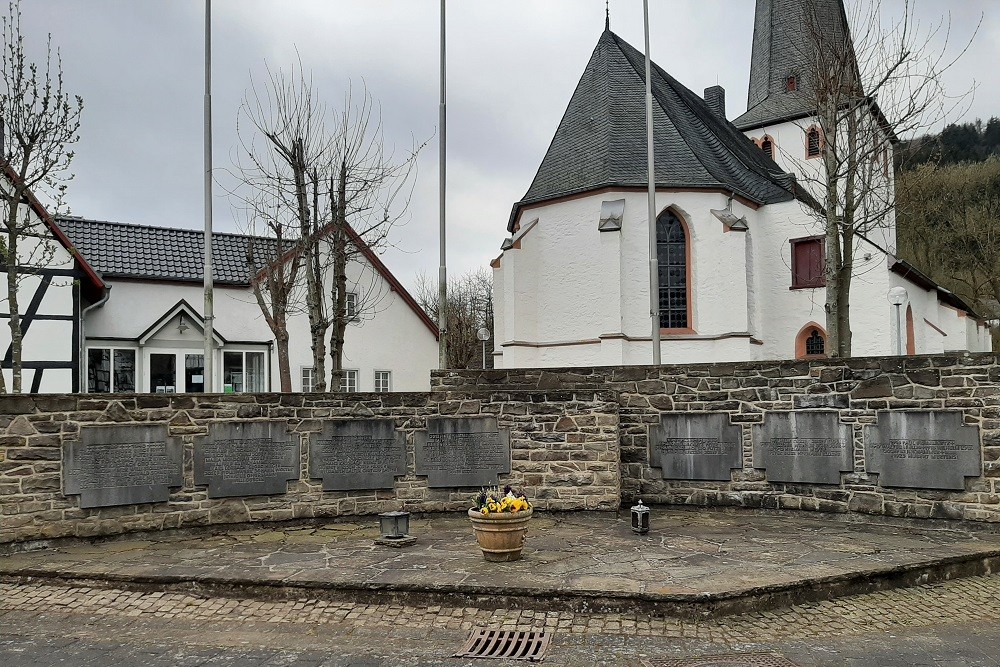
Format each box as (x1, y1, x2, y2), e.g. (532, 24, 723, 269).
(656, 209, 689, 330)
(795, 323, 828, 359)
(760, 136, 774, 159)
(806, 126, 822, 159)
(786, 75, 797, 92)
(805, 329, 825, 356)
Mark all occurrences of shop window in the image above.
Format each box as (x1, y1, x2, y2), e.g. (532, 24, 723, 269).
(87, 348, 136, 393)
(223, 351, 266, 393)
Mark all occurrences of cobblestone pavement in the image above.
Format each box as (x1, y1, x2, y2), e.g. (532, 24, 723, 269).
(2, 575, 1000, 666)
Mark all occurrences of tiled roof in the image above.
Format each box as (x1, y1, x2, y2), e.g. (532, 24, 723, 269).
(56, 217, 280, 285)
(733, 0, 853, 131)
(510, 30, 794, 230)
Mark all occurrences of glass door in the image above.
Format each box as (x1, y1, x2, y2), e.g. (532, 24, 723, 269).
(149, 353, 176, 393)
(185, 354, 205, 392)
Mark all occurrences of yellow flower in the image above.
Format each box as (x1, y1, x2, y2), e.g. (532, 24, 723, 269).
(481, 507, 489, 516)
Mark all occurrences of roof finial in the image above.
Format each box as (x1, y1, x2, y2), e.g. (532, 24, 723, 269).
(605, 0, 610, 31)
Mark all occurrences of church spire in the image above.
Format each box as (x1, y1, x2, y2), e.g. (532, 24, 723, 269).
(736, 0, 855, 130)
(605, 0, 610, 31)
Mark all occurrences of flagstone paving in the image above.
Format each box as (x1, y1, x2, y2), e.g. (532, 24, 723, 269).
(3, 508, 1000, 617)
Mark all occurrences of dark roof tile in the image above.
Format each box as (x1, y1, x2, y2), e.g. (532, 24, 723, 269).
(510, 29, 795, 230)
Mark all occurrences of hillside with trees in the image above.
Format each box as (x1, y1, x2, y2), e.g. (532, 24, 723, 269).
(896, 119, 1000, 335)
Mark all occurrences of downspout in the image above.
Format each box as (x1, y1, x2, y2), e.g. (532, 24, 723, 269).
(79, 285, 112, 393)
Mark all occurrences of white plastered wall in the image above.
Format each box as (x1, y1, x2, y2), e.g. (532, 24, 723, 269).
(85, 249, 438, 393)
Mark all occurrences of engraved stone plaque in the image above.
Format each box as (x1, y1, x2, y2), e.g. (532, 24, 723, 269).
(194, 421, 299, 498)
(649, 413, 742, 481)
(752, 412, 853, 484)
(414, 417, 511, 487)
(310, 419, 406, 490)
(865, 411, 981, 490)
(63, 425, 181, 509)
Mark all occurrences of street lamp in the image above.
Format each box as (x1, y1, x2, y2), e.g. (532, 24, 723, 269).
(477, 327, 491, 370)
(887, 286, 908, 355)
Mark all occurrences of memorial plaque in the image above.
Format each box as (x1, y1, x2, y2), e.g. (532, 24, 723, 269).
(414, 417, 510, 487)
(865, 411, 980, 490)
(64, 425, 181, 509)
(752, 412, 853, 484)
(649, 413, 742, 481)
(310, 419, 406, 490)
(194, 421, 299, 498)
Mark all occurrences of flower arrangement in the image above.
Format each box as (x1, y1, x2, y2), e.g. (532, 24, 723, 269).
(472, 485, 531, 516)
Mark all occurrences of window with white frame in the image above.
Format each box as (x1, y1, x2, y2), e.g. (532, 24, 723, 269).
(346, 292, 358, 319)
(374, 370, 391, 393)
(223, 351, 267, 392)
(340, 369, 359, 393)
(301, 366, 315, 393)
(87, 348, 136, 393)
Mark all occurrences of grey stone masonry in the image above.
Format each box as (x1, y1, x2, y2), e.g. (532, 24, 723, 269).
(433, 353, 1000, 523)
(0, 391, 619, 544)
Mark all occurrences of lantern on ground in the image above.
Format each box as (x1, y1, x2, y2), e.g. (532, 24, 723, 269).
(376, 511, 415, 547)
(631, 500, 650, 534)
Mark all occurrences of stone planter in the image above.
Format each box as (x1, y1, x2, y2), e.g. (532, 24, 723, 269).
(467, 508, 532, 562)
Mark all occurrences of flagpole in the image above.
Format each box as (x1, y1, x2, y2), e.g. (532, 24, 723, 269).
(644, 0, 661, 365)
(203, 0, 215, 391)
(437, 0, 448, 369)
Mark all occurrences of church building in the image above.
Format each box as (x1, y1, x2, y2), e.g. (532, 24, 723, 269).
(491, 0, 990, 369)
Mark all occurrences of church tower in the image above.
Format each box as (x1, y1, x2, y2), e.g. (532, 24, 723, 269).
(734, 0, 855, 133)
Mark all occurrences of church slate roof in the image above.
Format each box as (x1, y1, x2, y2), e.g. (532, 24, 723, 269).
(733, 0, 854, 131)
(56, 217, 274, 285)
(510, 29, 795, 231)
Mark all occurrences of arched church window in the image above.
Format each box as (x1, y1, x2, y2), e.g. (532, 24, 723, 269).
(760, 135, 774, 160)
(656, 209, 690, 330)
(805, 329, 825, 356)
(795, 322, 827, 359)
(806, 125, 823, 159)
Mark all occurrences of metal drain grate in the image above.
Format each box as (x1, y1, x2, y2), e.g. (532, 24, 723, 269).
(641, 654, 800, 667)
(454, 629, 551, 662)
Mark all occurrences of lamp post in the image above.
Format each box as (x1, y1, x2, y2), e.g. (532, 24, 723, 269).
(887, 287, 908, 355)
(477, 327, 491, 370)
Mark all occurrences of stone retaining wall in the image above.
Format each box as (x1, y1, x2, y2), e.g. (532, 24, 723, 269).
(433, 354, 1000, 523)
(0, 391, 620, 544)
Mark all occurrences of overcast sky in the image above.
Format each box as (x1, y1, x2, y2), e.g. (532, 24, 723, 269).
(20, 1, 999, 294)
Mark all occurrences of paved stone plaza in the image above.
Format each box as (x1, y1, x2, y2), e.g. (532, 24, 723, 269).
(3, 508, 1000, 664)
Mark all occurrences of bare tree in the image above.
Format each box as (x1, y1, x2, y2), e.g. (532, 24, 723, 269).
(233, 61, 424, 392)
(323, 87, 424, 391)
(786, 0, 976, 357)
(0, 0, 82, 393)
(416, 268, 493, 370)
(233, 61, 331, 390)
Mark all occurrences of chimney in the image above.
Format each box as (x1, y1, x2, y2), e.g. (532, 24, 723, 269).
(704, 85, 726, 120)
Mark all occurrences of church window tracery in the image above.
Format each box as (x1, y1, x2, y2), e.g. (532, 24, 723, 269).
(656, 209, 690, 330)
(795, 323, 828, 359)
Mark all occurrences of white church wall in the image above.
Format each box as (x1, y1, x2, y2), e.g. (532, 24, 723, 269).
(495, 190, 764, 368)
